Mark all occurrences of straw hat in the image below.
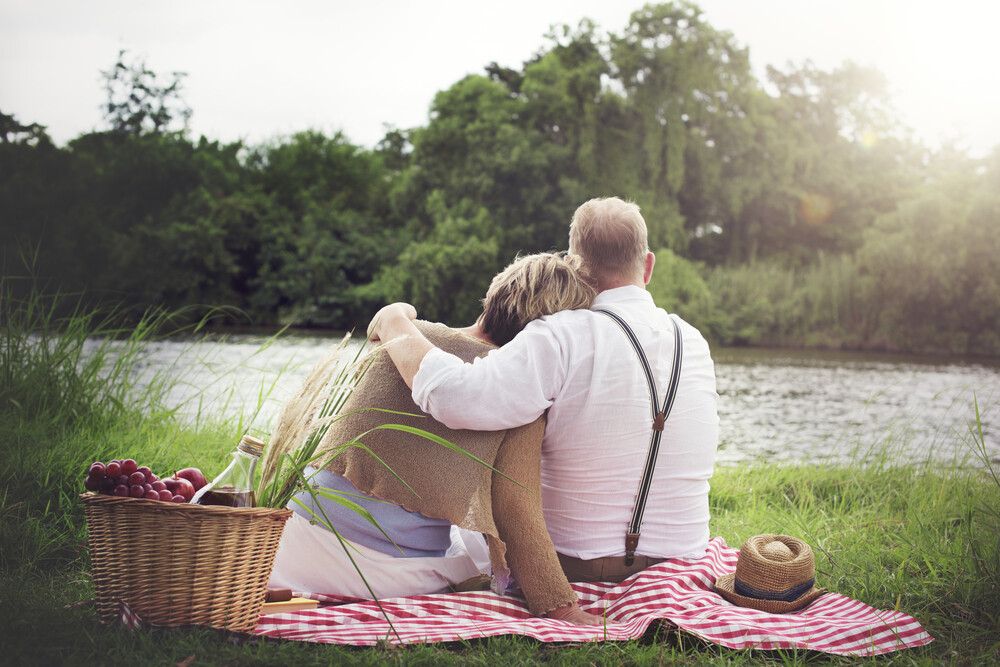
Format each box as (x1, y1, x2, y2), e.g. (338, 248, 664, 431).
(715, 534, 828, 613)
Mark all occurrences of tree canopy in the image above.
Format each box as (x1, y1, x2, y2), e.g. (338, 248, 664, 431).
(3, 1, 997, 355)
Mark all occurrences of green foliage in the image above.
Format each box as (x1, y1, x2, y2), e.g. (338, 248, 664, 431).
(646, 247, 713, 324)
(366, 193, 500, 324)
(0, 108, 52, 145)
(609, 2, 755, 253)
(701, 261, 799, 345)
(240, 131, 400, 326)
(2, 3, 999, 353)
(404, 72, 574, 265)
(102, 49, 191, 136)
(0, 122, 401, 328)
(857, 177, 1000, 354)
(0, 275, 210, 573)
(966, 398, 1000, 606)
(1, 279, 168, 433)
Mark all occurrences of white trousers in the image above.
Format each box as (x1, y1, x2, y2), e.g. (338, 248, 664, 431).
(268, 514, 491, 599)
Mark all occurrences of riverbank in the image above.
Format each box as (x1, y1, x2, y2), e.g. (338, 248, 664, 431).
(201, 319, 1000, 361)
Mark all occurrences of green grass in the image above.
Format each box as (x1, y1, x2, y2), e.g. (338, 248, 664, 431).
(2, 285, 999, 664)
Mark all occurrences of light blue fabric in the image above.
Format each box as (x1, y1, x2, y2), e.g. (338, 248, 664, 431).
(289, 467, 452, 558)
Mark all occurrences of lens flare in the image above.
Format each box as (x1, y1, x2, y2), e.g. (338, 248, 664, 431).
(860, 129, 879, 149)
(799, 193, 834, 225)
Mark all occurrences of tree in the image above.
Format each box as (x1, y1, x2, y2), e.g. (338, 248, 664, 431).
(607, 1, 756, 252)
(645, 247, 713, 325)
(0, 112, 66, 286)
(240, 131, 400, 326)
(856, 164, 1000, 354)
(365, 192, 500, 325)
(0, 110, 51, 146)
(102, 50, 191, 136)
(403, 73, 567, 268)
(703, 61, 917, 265)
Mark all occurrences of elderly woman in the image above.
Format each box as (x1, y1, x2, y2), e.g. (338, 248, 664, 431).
(268, 252, 601, 624)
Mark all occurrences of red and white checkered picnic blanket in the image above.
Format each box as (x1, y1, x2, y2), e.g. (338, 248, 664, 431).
(251, 537, 932, 656)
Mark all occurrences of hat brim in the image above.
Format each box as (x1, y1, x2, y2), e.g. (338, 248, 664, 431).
(715, 573, 827, 614)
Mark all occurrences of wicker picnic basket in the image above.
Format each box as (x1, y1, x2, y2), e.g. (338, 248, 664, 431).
(81, 493, 292, 632)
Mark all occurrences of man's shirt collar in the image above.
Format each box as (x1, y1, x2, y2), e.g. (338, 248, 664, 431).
(591, 285, 653, 309)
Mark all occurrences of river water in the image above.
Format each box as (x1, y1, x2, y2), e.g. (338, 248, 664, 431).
(138, 333, 1000, 468)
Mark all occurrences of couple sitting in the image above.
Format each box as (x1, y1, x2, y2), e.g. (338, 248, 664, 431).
(269, 197, 720, 626)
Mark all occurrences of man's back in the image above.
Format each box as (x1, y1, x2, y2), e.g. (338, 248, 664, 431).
(536, 287, 718, 559)
(413, 286, 719, 560)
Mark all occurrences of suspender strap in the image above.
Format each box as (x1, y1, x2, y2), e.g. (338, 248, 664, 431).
(595, 309, 683, 566)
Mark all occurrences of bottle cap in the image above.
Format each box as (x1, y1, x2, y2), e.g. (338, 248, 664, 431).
(238, 435, 265, 457)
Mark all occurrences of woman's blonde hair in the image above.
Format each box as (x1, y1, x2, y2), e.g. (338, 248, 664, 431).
(568, 197, 648, 286)
(479, 252, 596, 346)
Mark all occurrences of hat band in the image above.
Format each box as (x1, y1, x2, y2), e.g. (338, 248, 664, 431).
(734, 576, 815, 602)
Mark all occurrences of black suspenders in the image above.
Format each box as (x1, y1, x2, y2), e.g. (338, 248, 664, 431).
(595, 309, 683, 566)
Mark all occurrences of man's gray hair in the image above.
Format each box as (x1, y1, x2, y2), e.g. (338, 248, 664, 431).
(568, 197, 648, 285)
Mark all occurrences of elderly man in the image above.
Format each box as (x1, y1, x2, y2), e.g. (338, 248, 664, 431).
(370, 197, 719, 624)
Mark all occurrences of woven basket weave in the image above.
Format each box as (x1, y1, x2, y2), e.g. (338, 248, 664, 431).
(81, 493, 292, 631)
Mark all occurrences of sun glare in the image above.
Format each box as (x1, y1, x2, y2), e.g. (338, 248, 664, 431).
(887, 4, 1000, 150)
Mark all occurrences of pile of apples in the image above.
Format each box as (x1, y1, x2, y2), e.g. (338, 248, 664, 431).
(84, 459, 207, 503)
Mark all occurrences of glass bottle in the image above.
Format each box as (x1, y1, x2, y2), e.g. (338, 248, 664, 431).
(191, 435, 264, 507)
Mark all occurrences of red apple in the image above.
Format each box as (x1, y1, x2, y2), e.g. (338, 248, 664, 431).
(174, 467, 208, 491)
(172, 476, 196, 501)
(162, 475, 196, 501)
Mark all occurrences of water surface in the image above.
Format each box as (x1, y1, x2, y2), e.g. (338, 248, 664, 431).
(140, 334, 1000, 467)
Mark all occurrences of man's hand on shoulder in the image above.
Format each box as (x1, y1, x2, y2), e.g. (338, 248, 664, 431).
(368, 302, 417, 343)
(366, 303, 431, 389)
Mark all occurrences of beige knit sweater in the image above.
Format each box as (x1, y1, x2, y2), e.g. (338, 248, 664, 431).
(316, 320, 576, 615)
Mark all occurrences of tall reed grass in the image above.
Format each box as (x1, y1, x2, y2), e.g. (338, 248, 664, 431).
(700, 254, 999, 355)
(0, 276, 239, 574)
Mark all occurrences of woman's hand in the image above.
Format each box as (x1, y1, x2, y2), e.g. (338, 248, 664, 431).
(545, 601, 605, 626)
(367, 303, 417, 342)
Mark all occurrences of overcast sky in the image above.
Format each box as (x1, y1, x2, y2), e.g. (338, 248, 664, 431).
(2, 0, 998, 156)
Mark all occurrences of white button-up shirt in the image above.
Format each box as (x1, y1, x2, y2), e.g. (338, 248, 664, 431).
(413, 286, 719, 560)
